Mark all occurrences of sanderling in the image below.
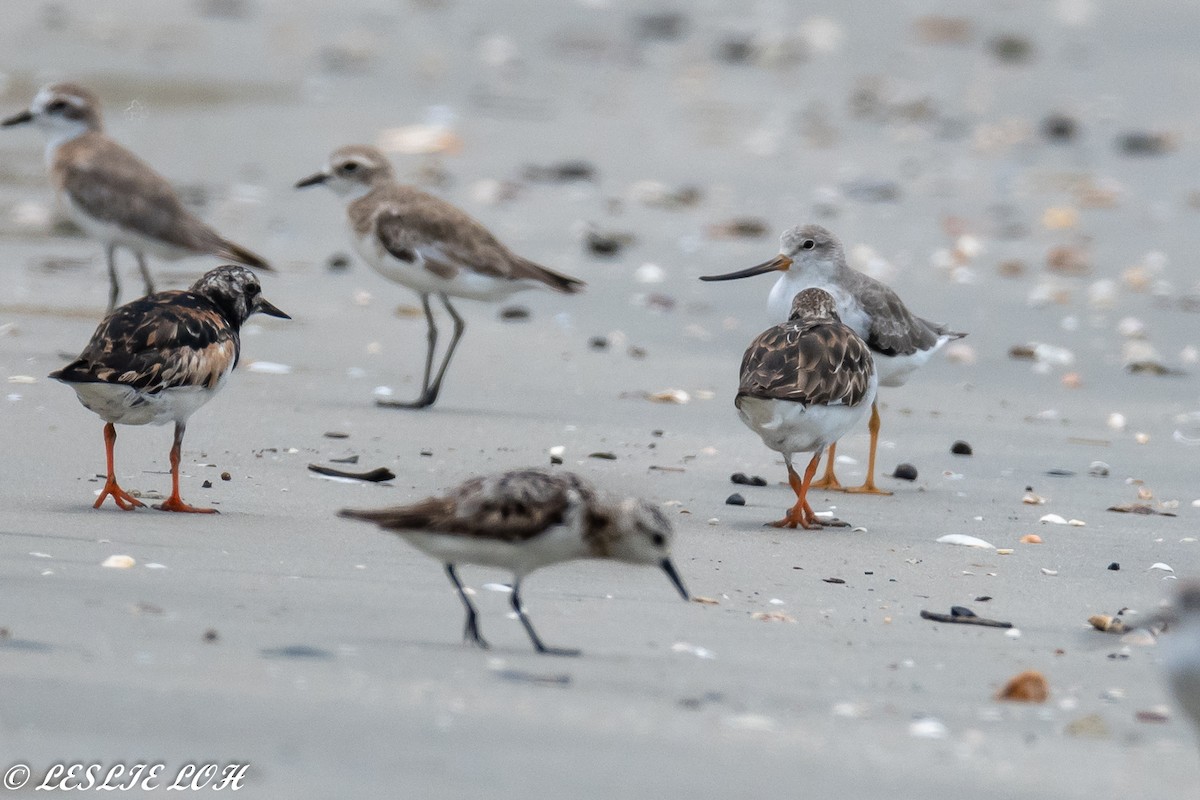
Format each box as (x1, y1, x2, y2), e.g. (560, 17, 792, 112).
(339, 469, 689, 655)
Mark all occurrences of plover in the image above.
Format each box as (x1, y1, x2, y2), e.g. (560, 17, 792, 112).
(1160, 582, 1200, 750)
(703, 224, 964, 494)
(2, 83, 271, 310)
(296, 145, 585, 409)
(50, 265, 289, 512)
(339, 468, 690, 655)
(736, 288, 877, 529)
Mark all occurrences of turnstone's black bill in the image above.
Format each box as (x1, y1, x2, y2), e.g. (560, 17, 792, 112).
(339, 469, 689, 656)
(50, 265, 289, 513)
(704, 224, 965, 495)
(3, 83, 272, 311)
(736, 288, 877, 529)
(297, 145, 584, 410)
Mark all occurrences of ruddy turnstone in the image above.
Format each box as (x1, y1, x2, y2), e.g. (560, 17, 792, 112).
(2, 83, 271, 310)
(296, 145, 585, 409)
(703, 224, 964, 494)
(339, 469, 689, 656)
(50, 265, 289, 512)
(1160, 582, 1200, 750)
(736, 288, 877, 529)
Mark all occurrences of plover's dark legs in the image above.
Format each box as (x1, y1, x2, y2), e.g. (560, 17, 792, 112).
(378, 292, 458, 410)
(155, 422, 217, 513)
(134, 249, 155, 298)
(94, 422, 145, 511)
(445, 563, 488, 649)
(845, 402, 893, 496)
(511, 579, 580, 657)
(810, 442, 845, 491)
(104, 243, 121, 312)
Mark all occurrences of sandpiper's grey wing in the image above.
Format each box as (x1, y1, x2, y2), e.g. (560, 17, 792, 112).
(844, 271, 964, 356)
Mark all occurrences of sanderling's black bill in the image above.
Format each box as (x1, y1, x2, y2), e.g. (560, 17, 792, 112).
(660, 558, 690, 601)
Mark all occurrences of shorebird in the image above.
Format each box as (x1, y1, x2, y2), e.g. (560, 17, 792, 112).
(2, 83, 271, 310)
(339, 469, 690, 656)
(296, 145, 585, 409)
(51, 265, 289, 512)
(1160, 582, 1200, 751)
(736, 288, 877, 529)
(703, 224, 964, 494)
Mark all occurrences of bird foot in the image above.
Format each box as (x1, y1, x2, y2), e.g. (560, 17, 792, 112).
(844, 483, 893, 496)
(155, 496, 218, 514)
(376, 395, 436, 410)
(810, 476, 846, 492)
(94, 480, 147, 511)
(768, 514, 822, 530)
(535, 646, 582, 658)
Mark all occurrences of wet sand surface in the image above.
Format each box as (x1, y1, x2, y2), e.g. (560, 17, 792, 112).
(1, 1, 1198, 797)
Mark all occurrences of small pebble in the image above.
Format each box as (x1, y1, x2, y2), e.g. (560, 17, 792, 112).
(324, 431, 350, 439)
(201, 479, 213, 489)
(725, 493, 745, 506)
(203, 629, 219, 643)
(327, 253, 351, 272)
(950, 440, 972, 455)
(588, 336, 609, 350)
(1042, 113, 1078, 142)
(220, 472, 232, 481)
(950, 606, 976, 618)
(730, 473, 768, 486)
(499, 305, 531, 321)
(892, 463, 918, 481)
(1116, 132, 1174, 156)
(989, 34, 1035, 63)
(523, 161, 596, 183)
(1108, 562, 1120, 571)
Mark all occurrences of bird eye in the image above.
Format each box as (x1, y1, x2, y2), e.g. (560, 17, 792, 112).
(802, 239, 815, 250)
(651, 533, 666, 547)
(47, 100, 67, 112)
(341, 162, 359, 173)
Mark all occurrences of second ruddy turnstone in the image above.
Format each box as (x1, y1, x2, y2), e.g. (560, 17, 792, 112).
(703, 224, 964, 494)
(339, 469, 690, 656)
(736, 288, 877, 529)
(296, 145, 585, 409)
(50, 265, 289, 512)
(2, 83, 272, 310)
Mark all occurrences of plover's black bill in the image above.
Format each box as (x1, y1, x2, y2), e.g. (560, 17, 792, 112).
(1, 109, 33, 127)
(699, 254, 792, 282)
(660, 558, 690, 601)
(294, 172, 327, 188)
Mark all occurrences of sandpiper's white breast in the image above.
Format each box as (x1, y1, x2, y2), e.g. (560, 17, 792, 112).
(400, 516, 591, 578)
(67, 382, 222, 426)
(737, 390, 874, 456)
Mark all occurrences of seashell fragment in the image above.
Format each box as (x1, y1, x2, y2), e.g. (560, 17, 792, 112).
(936, 534, 995, 549)
(101, 555, 136, 569)
(1088, 614, 1126, 633)
(1040, 513, 1068, 524)
(996, 670, 1049, 703)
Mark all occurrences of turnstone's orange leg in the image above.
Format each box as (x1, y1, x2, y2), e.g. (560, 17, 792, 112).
(771, 454, 824, 530)
(810, 442, 845, 490)
(155, 423, 217, 514)
(94, 422, 145, 511)
(845, 403, 894, 496)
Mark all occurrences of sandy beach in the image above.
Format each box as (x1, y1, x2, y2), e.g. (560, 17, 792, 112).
(1, 1, 1198, 797)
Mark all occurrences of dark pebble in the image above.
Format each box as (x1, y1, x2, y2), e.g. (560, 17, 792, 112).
(201, 479, 213, 489)
(327, 253, 351, 272)
(950, 605, 977, 618)
(499, 305, 531, 321)
(636, 11, 687, 42)
(588, 336, 609, 350)
(730, 473, 768, 486)
(550, 455, 563, 465)
(892, 463, 918, 481)
(651, 430, 664, 437)
(989, 34, 1034, 64)
(585, 230, 632, 257)
(950, 440, 972, 455)
(330, 454, 359, 464)
(1117, 131, 1173, 156)
(715, 36, 756, 64)
(974, 596, 992, 602)
(589, 452, 617, 460)
(420, 449, 433, 457)
(1108, 562, 1120, 571)
(220, 472, 232, 481)
(823, 578, 846, 585)
(1041, 114, 1078, 142)
(324, 431, 350, 439)
(627, 345, 647, 359)
(725, 493, 745, 506)
(522, 161, 596, 183)
(203, 628, 219, 643)
(1045, 468, 1076, 477)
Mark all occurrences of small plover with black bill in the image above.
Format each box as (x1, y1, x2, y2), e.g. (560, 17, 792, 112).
(703, 224, 964, 494)
(296, 145, 585, 409)
(736, 288, 877, 529)
(1160, 582, 1200, 751)
(339, 469, 689, 656)
(51, 265, 289, 512)
(3, 83, 272, 310)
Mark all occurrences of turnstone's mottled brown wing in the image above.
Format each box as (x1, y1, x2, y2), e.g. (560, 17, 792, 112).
(341, 470, 596, 543)
(360, 187, 584, 293)
(738, 320, 874, 407)
(845, 270, 965, 356)
(50, 291, 239, 393)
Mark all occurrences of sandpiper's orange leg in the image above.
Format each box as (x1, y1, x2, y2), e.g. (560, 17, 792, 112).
(845, 403, 893, 496)
(810, 442, 844, 490)
(155, 422, 217, 514)
(94, 423, 146, 511)
(771, 453, 823, 530)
